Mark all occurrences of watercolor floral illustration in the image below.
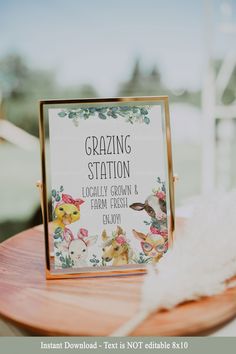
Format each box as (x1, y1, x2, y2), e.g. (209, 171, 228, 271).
(51, 177, 168, 269)
(57, 105, 151, 126)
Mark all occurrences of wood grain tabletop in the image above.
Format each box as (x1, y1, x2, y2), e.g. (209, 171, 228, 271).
(0, 221, 236, 336)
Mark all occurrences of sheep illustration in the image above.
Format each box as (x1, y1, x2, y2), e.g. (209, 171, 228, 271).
(55, 228, 97, 268)
(68, 228, 98, 268)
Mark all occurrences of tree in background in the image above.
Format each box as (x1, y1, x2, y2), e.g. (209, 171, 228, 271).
(118, 58, 164, 96)
(0, 54, 98, 136)
(118, 58, 200, 106)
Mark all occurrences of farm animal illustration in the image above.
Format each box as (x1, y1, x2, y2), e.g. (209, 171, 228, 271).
(129, 193, 166, 224)
(129, 178, 168, 252)
(54, 228, 97, 268)
(68, 228, 98, 268)
(101, 226, 133, 266)
(132, 229, 166, 264)
(53, 193, 84, 231)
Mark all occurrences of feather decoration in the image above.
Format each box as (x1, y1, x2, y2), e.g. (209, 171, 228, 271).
(111, 190, 236, 336)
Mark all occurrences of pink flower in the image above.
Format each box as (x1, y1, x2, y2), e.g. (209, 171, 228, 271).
(79, 228, 88, 238)
(150, 226, 159, 234)
(115, 235, 126, 245)
(156, 191, 166, 200)
(150, 227, 168, 239)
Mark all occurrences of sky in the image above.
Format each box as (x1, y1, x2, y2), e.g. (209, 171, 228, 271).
(0, 0, 235, 95)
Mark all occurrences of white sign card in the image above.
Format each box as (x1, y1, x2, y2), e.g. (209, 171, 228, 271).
(39, 97, 174, 278)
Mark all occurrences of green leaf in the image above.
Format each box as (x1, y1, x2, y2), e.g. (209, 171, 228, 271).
(52, 189, 56, 197)
(144, 116, 150, 124)
(66, 257, 71, 266)
(55, 227, 62, 234)
(58, 111, 67, 117)
(141, 108, 148, 115)
(56, 252, 60, 256)
(120, 106, 129, 111)
(53, 234, 61, 240)
(68, 111, 77, 119)
(55, 195, 60, 202)
(60, 185, 64, 192)
(98, 112, 106, 120)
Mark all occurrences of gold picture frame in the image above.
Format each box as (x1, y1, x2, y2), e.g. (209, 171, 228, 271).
(39, 96, 175, 279)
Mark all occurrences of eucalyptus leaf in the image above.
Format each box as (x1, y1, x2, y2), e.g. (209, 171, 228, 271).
(144, 116, 150, 124)
(52, 189, 56, 197)
(55, 227, 62, 234)
(58, 111, 67, 117)
(141, 108, 148, 115)
(98, 112, 106, 120)
(55, 195, 60, 202)
(120, 106, 129, 111)
(68, 111, 76, 119)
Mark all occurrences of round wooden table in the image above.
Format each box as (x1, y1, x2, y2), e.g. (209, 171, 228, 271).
(0, 223, 236, 336)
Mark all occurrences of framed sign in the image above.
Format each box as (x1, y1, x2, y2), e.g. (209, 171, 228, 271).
(39, 96, 175, 279)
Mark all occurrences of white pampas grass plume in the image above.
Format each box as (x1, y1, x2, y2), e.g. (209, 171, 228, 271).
(111, 190, 236, 336)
